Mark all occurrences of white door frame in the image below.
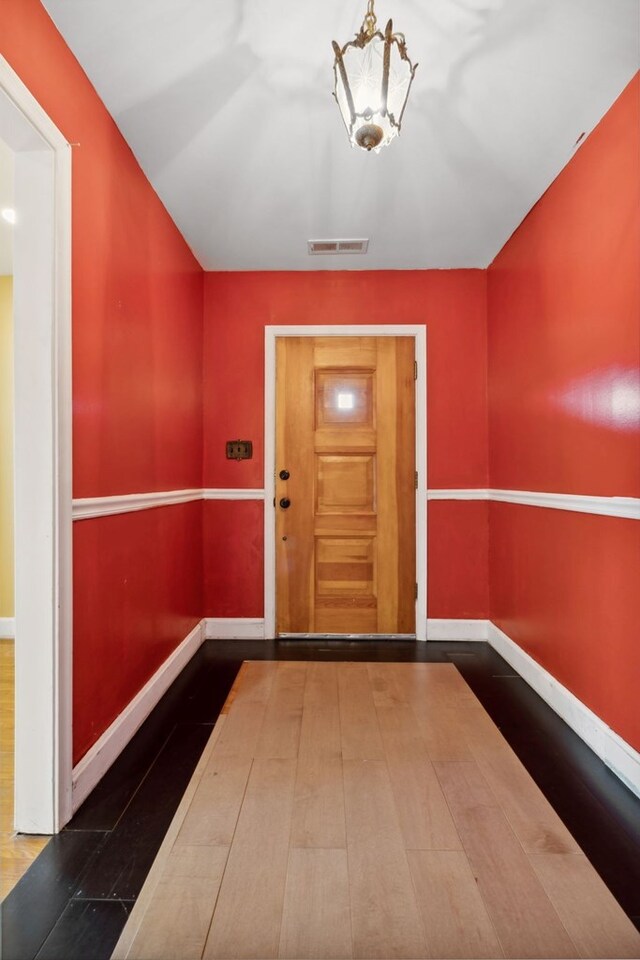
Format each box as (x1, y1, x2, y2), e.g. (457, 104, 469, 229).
(264, 324, 427, 642)
(0, 56, 73, 832)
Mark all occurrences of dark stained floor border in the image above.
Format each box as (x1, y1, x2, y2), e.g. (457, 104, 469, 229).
(2, 639, 640, 960)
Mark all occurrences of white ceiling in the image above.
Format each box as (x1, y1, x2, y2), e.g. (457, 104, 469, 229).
(42, 0, 639, 271)
(0, 137, 13, 275)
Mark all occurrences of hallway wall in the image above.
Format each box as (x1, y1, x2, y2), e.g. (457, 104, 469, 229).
(202, 270, 490, 621)
(487, 75, 640, 751)
(0, 0, 205, 762)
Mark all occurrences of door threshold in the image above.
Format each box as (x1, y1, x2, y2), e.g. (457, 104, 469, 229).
(277, 633, 417, 640)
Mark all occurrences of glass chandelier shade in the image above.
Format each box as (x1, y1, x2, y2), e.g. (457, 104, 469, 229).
(332, 2, 418, 153)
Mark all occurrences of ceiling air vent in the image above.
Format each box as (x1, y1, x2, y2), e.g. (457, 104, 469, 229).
(307, 238, 369, 255)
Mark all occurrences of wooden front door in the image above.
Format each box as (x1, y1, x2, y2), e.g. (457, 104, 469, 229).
(275, 336, 416, 636)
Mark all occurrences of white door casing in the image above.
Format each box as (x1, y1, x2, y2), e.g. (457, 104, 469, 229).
(264, 325, 427, 641)
(0, 55, 73, 832)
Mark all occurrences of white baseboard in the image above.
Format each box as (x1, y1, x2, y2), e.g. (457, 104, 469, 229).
(427, 618, 490, 641)
(205, 618, 266, 640)
(487, 622, 640, 800)
(205, 617, 489, 642)
(71, 619, 206, 812)
(0, 617, 15, 638)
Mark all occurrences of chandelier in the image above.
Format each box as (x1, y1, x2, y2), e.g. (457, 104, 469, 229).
(332, 0, 418, 153)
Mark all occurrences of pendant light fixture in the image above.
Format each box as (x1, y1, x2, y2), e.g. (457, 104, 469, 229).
(332, 0, 418, 152)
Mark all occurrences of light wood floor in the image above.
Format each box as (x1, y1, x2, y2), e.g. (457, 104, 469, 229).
(113, 660, 640, 960)
(0, 638, 49, 900)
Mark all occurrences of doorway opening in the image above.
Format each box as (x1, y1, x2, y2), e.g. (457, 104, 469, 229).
(0, 55, 72, 833)
(264, 325, 427, 641)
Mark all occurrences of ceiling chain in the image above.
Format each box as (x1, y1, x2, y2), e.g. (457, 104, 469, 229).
(363, 0, 378, 36)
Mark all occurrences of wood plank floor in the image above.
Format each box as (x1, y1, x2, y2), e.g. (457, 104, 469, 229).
(0, 638, 49, 900)
(112, 661, 640, 960)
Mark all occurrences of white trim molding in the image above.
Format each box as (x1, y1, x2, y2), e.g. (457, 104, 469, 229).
(428, 488, 639, 520)
(0, 617, 15, 639)
(70, 486, 640, 522)
(427, 489, 491, 501)
(203, 488, 265, 501)
(73, 489, 203, 521)
(487, 622, 640, 799)
(72, 487, 266, 521)
(2, 53, 74, 832)
(72, 620, 206, 812)
(264, 325, 428, 642)
(489, 489, 639, 520)
(427, 618, 490, 641)
(205, 618, 265, 640)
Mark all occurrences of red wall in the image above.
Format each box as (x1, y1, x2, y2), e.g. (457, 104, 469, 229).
(0, 1, 205, 761)
(488, 75, 640, 750)
(203, 270, 490, 621)
(73, 504, 202, 758)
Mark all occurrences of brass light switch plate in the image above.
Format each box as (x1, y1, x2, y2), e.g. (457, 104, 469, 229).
(226, 440, 253, 461)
